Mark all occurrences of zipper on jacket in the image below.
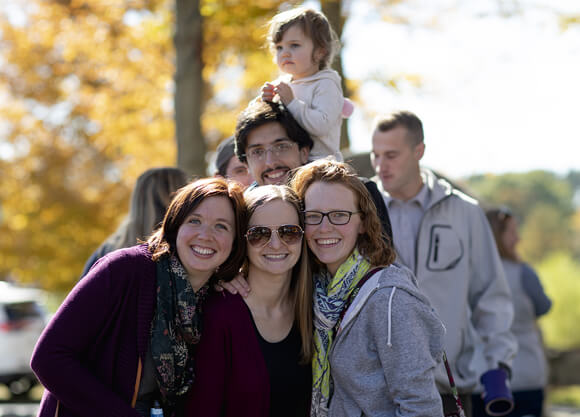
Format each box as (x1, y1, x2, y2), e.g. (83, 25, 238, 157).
(413, 193, 453, 274)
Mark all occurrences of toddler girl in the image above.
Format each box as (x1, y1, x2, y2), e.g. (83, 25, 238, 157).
(261, 7, 351, 161)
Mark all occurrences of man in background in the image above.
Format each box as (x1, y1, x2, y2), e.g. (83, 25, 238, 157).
(370, 110, 516, 417)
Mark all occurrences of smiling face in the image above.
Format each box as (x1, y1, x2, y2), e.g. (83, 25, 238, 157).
(304, 181, 364, 276)
(275, 24, 320, 80)
(371, 125, 424, 201)
(246, 199, 302, 277)
(245, 121, 309, 186)
(175, 196, 236, 289)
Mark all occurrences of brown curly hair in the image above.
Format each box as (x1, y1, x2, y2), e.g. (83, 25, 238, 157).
(243, 185, 312, 362)
(290, 159, 395, 268)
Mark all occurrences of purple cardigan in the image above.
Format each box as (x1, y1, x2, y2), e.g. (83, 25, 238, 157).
(185, 291, 271, 416)
(31, 244, 157, 417)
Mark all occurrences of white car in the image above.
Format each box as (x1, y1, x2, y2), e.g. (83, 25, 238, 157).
(0, 281, 47, 396)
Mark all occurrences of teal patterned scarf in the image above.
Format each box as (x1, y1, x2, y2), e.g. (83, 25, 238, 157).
(151, 254, 209, 407)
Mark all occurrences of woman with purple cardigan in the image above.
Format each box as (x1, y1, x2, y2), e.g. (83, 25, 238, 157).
(30, 177, 247, 417)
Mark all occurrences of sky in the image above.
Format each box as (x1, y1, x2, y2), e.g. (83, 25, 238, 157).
(341, 0, 580, 179)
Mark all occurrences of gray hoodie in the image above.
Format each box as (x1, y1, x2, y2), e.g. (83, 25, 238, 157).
(328, 263, 445, 417)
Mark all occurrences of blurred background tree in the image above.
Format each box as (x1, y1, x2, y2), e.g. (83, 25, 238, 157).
(0, 0, 360, 291)
(0, 0, 295, 291)
(0, 0, 176, 290)
(464, 170, 577, 261)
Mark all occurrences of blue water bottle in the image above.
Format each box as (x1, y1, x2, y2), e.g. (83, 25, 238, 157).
(151, 400, 164, 417)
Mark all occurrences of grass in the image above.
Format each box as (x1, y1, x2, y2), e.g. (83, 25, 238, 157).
(548, 386, 580, 408)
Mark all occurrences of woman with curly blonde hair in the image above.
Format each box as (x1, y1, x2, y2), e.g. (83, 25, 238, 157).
(291, 158, 445, 417)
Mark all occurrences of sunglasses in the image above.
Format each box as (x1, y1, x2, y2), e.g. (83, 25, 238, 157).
(245, 225, 303, 248)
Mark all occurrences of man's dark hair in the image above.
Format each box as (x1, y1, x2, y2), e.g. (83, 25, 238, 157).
(234, 100, 313, 163)
(374, 110, 424, 146)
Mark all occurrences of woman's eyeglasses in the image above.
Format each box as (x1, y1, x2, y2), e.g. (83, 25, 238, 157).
(303, 210, 361, 225)
(245, 225, 304, 248)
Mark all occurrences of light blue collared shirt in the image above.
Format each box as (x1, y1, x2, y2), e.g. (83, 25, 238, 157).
(383, 182, 430, 271)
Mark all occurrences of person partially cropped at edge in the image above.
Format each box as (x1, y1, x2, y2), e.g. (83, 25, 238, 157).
(472, 207, 552, 417)
(31, 178, 247, 417)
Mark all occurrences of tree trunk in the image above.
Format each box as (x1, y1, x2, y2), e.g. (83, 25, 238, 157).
(174, 0, 206, 177)
(321, 0, 350, 150)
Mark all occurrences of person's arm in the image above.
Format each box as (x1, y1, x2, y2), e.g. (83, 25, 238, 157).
(261, 82, 277, 102)
(521, 263, 552, 317)
(31, 256, 141, 417)
(371, 287, 444, 416)
(216, 273, 251, 297)
(468, 207, 518, 371)
(285, 78, 343, 140)
(185, 298, 230, 416)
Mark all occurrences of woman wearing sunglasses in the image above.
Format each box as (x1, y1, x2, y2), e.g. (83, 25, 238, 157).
(31, 178, 247, 417)
(186, 185, 312, 417)
(291, 159, 445, 417)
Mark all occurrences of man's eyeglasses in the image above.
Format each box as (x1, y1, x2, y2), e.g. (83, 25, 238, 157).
(303, 210, 361, 226)
(245, 224, 303, 248)
(244, 141, 296, 162)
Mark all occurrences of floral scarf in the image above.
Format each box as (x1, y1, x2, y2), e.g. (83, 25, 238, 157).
(310, 249, 371, 417)
(151, 254, 209, 408)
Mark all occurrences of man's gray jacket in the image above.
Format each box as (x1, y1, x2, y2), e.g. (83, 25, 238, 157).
(373, 169, 517, 393)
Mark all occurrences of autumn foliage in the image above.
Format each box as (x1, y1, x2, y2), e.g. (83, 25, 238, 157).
(0, 0, 290, 291)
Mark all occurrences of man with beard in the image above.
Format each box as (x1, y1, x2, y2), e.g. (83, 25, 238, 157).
(234, 100, 392, 241)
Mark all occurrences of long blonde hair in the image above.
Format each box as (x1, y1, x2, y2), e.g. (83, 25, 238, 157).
(243, 185, 313, 363)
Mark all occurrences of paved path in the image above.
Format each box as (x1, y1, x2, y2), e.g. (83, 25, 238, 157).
(1, 402, 579, 417)
(551, 405, 580, 416)
(0, 403, 38, 417)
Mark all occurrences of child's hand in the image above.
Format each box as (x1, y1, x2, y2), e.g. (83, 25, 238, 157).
(215, 274, 251, 297)
(261, 82, 276, 102)
(275, 82, 294, 105)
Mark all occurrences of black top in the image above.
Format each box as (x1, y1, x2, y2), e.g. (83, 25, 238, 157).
(249, 315, 312, 417)
(362, 177, 394, 244)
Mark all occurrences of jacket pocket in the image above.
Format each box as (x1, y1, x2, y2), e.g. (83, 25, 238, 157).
(426, 225, 464, 271)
